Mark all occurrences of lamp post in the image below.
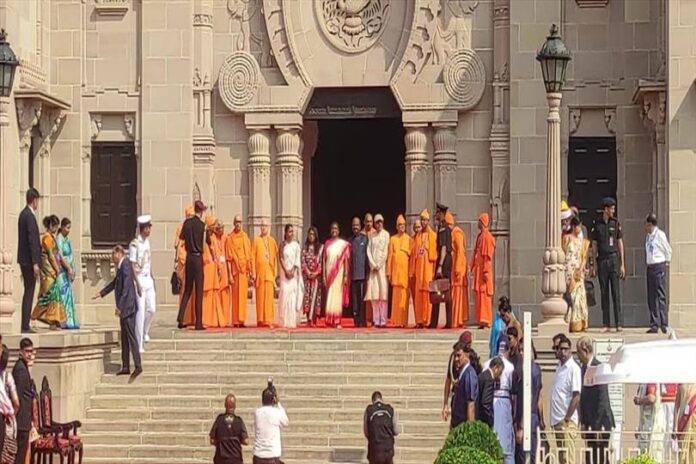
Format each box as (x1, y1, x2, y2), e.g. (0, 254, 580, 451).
(536, 25, 571, 329)
(0, 29, 19, 329)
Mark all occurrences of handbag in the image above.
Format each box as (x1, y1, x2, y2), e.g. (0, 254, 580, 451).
(429, 278, 451, 305)
(585, 279, 597, 307)
(170, 270, 181, 295)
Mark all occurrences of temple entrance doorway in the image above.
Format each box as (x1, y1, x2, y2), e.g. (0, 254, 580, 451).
(311, 118, 406, 241)
(306, 87, 405, 241)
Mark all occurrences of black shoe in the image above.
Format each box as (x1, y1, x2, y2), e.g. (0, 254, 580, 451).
(194, 326, 205, 331)
(116, 370, 131, 376)
(131, 368, 143, 379)
(660, 326, 668, 334)
(22, 328, 37, 334)
(646, 328, 658, 334)
(177, 322, 185, 329)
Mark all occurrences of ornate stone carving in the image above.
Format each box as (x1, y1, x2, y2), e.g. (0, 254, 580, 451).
(218, 51, 261, 110)
(404, 126, 427, 164)
(316, 0, 391, 53)
(569, 107, 581, 135)
(94, 0, 129, 17)
(443, 49, 486, 108)
(193, 67, 211, 88)
(491, 174, 509, 231)
(432, 0, 477, 65)
(81, 251, 114, 281)
(18, 59, 47, 91)
(123, 114, 135, 139)
(16, 100, 42, 150)
(90, 114, 103, 140)
(604, 108, 616, 134)
(37, 110, 65, 158)
(193, 13, 213, 27)
(229, 0, 274, 68)
(575, 0, 609, 8)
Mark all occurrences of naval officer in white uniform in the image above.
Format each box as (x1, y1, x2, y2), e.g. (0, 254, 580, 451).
(483, 338, 516, 464)
(129, 214, 156, 352)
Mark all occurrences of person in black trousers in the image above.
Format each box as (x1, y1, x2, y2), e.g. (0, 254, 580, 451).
(17, 188, 42, 333)
(94, 245, 142, 378)
(477, 356, 504, 428)
(430, 202, 453, 328)
(577, 337, 614, 464)
(349, 217, 369, 327)
(364, 392, 400, 464)
(590, 197, 625, 332)
(12, 338, 34, 464)
(177, 200, 208, 330)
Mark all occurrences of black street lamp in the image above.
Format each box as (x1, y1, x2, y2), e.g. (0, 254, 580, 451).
(0, 29, 19, 98)
(536, 24, 571, 94)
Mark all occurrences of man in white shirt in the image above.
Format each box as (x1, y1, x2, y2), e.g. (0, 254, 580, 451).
(253, 383, 289, 464)
(551, 334, 582, 464)
(645, 213, 672, 334)
(129, 215, 156, 352)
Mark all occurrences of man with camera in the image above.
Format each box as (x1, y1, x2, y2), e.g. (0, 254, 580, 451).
(253, 379, 289, 464)
(364, 391, 400, 464)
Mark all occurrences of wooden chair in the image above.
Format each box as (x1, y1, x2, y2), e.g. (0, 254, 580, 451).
(38, 376, 83, 464)
(29, 380, 72, 464)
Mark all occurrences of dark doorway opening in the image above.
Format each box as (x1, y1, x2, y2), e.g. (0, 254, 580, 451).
(311, 118, 406, 240)
(568, 137, 617, 231)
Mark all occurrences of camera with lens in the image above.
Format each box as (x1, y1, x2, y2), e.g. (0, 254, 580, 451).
(264, 376, 278, 406)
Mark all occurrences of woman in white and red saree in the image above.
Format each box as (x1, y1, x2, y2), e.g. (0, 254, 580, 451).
(323, 222, 351, 328)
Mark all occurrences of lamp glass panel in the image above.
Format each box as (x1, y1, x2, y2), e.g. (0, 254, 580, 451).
(0, 63, 8, 97)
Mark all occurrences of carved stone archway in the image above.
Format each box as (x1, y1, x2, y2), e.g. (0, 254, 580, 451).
(216, 0, 487, 233)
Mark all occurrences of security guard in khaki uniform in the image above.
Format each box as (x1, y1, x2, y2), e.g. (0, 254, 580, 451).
(590, 197, 625, 332)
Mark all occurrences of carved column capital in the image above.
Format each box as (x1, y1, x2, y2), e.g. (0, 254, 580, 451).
(404, 126, 428, 165)
(275, 126, 302, 167)
(433, 126, 456, 166)
(248, 128, 271, 167)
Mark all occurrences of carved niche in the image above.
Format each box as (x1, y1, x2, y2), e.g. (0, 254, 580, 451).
(315, 0, 391, 53)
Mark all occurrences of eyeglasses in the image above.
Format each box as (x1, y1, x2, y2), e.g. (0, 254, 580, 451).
(557, 346, 571, 352)
(552, 345, 559, 351)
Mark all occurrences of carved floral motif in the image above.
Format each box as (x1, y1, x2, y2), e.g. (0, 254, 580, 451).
(316, 0, 390, 53)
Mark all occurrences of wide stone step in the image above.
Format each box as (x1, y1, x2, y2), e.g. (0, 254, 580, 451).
(84, 444, 438, 462)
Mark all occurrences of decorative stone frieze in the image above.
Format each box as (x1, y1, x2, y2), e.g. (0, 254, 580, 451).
(94, 0, 129, 17)
(81, 251, 114, 282)
(315, 0, 391, 53)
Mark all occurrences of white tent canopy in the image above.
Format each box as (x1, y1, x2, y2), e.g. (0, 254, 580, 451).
(585, 338, 696, 385)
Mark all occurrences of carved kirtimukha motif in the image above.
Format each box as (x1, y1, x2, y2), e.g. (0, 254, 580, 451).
(316, 0, 391, 53)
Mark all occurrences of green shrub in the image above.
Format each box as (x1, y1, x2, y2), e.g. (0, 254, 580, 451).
(442, 421, 503, 463)
(434, 446, 498, 464)
(621, 455, 658, 464)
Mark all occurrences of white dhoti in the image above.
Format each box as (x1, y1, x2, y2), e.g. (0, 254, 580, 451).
(493, 393, 515, 464)
(136, 274, 156, 352)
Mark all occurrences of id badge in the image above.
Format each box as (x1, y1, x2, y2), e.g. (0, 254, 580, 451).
(419, 247, 425, 256)
(609, 236, 614, 247)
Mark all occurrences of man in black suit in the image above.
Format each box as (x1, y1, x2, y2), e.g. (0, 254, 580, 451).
(477, 356, 504, 428)
(576, 336, 614, 464)
(17, 188, 41, 333)
(94, 245, 142, 378)
(429, 202, 453, 329)
(12, 338, 35, 464)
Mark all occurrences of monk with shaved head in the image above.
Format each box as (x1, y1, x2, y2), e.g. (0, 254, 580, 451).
(226, 215, 251, 327)
(251, 219, 278, 327)
(210, 393, 249, 464)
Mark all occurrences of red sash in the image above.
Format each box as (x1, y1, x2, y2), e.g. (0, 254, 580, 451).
(324, 239, 351, 306)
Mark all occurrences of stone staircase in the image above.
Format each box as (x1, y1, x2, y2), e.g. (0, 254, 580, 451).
(80, 329, 484, 464)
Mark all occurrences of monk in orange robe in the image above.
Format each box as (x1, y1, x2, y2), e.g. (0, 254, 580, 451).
(447, 212, 469, 327)
(226, 215, 251, 327)
(251, 220, 278, 327)
(387, 215, 413, 328)
(413, 209, 437, 328)
(214, 220, 232, 326)
(201, 216, 227, 328)
(471, 212, 496, 328)
(176, 205, 195, 327)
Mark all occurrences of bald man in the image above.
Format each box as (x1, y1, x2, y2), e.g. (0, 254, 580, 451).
(210, 394, 249, 464)
(226, 215, 251, 327)
(251, 220, 278, 327)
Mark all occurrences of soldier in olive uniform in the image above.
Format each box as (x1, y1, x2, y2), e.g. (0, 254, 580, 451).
(590, 197, 625, 332)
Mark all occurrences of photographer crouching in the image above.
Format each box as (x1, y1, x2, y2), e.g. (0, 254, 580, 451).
(253, 378, 289, 464)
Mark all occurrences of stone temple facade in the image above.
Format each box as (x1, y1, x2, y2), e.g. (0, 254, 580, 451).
(1, 0, 695, 333)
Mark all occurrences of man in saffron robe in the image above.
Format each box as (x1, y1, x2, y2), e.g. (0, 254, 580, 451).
(323, 222, 351, 328)
(226, 215, 251, 327)
(387, 215, 412, 328)
(448, 212, 470, 327)
(175, 205, 194, 326)
(213, 220, 232, 326)
(251, 220, 278, 327)
(471, 212, 496, 328)
(202, 216, 227, 328)
(413, 209, 437, 328)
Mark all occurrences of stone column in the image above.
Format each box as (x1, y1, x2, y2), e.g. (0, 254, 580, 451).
(404, 125, 431, 223)
(0, 97, 14, 329)
(540, 93, 567, 329)
(16, 100, 41, 206)
(192, 2, 215, 210)
(432, 125, 457, 212)
(656, 92, 667, 222)
(247, 127, 272, 236)
(275, 126, 303, 239)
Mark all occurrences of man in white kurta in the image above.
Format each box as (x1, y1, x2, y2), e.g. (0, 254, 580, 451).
(483, 338, 516, 464)
(129, 215, 156, 353)
(365, 214, 390, 327)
